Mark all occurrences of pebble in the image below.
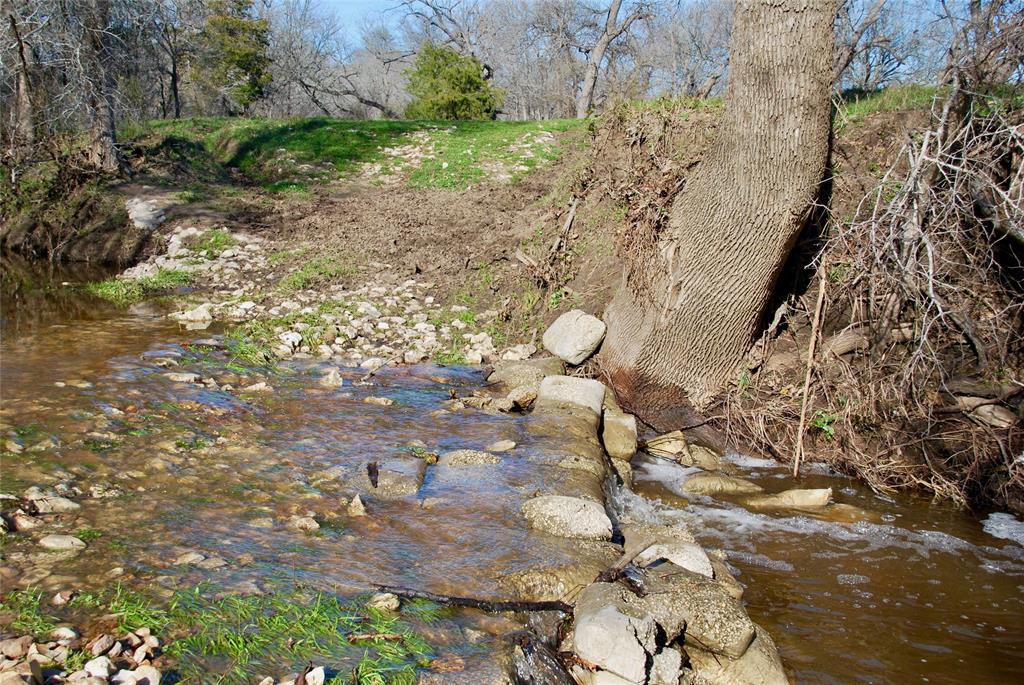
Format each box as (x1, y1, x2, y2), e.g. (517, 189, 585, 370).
(487, 439, 517, 452)
(367, 592, 400, 611)
(39, 534, 87, 550)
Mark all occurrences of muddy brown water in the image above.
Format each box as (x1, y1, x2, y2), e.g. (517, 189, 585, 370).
(3, 263, 1023, 684)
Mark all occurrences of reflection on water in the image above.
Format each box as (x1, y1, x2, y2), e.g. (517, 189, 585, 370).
(3, 258, 1023, 684)
(628, 455, 1024, 685)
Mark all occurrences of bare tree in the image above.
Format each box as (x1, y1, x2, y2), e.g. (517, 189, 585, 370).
(575, 0, 648, 117)
(599, 0, 836, 426)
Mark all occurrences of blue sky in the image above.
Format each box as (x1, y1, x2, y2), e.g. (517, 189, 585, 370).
(320, 0, 397, 34)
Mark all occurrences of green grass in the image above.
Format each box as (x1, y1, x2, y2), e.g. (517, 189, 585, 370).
(85, 268, 193, 305)
(279, 256, 356, 292)
(0, 588, 56, 637)
(75, 527, 104, 541)
(224, 300, 356, 364)
(129, 117, 581, 192)
(190, 228, 236, 255)
(839, 85, 940, 119)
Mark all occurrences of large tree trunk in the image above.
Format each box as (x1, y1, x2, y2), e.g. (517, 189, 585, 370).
(8, 14, 35, 148)
(599, 0, 835, 428)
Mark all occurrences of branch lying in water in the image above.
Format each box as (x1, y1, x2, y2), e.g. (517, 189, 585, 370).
(375, 585, 572, 613)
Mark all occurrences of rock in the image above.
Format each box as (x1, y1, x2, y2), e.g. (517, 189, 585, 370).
(163, 372, 200, 384)
(622, 523, 714, 578)
(572, 583, 657, 683)
(170, 303, 214, 326)
(196, 556, 227, 569)
(0, 636, 33, 659)
(522, 496, 612, 541)
(130, 666, 162, 685)
(367, 592, 400, 612)
(319, 368, 344, 388)
(956, 396, 1017, 429)
(683, 473, 764, 497)
(602, 410, 637, 460)
(303, 667, 326, 685)
(347, 494, 367, 517)
(685, 625, 789, 685)
(650, 648, 683, 685)
(543, 310, 607, 365)
(51, 626, 78, 641)
(744, 488, 832, 510)
(639, 573, 756, 658)
(288, 516, 320, 532)
(39, 534, 86, 550)
(487, 439, 516, 452)
(506, 385, 538, 409)
(7, 509, 44, 530)
(360, 357, 387, 371)
(125, 197, 165, 231)
(571, 669, 637, 685)
(85, 656, 115, 678)
(487, 358, 565, 390)
(361, 458, 425, 499)
(534, 376, 606, 421)
(88, 634, 115, 656)
(30, 496, 81, 513)
(364, 396, 395, 406)
(501, 343, 537, 361)
(174, 551, 205, 565)
(0, 673, 28, 685)
(439, 449, 500, 466)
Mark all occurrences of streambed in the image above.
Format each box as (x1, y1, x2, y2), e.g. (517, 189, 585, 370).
(2, 264, 1023, 684)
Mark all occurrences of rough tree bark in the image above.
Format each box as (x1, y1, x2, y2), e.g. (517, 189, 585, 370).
(599, 0, 836, 428)
(575, 0, 645, 119)
(8, 13, 35, 148)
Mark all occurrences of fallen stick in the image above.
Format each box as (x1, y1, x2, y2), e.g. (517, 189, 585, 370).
(793, 276, 827, 478)
(348, 632, 404, 642)
(375, 585, 572, 613)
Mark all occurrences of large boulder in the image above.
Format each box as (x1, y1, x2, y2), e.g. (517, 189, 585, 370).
(571, 583, 658, 684)
(522, 495, 612, 541)
(543, 310, 607, 365)
(685, 624, 790, 685)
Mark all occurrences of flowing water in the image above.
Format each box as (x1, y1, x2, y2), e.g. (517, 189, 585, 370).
(2, 261, 1023, 683)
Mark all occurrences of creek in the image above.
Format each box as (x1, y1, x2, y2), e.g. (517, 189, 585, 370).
(2, 261, 1022, 684)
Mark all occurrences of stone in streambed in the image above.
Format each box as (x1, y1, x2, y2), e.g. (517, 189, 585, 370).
(361, 458, 425, 499)
(439, 449, 499, 466)
(348, 494, 367, 517)
(639, 571, 756, 658)
(602, 409, 637, 460)
(319, 368, 344, 388)
(743, 488, 832, 510)
(621, 522, 713, 578)
(685, 624, 790, 685)
(543, 310, 606, 365)
(571, 582, 657, 683)
(30, 496, 81, 514)
(487, 439, 516, 452)
(522, 495, 612, 541)
(487, 358, 565, 391)
(534, 376, 606, 422)
(683, 472, 764, 496)
(38, 534, 86, 551)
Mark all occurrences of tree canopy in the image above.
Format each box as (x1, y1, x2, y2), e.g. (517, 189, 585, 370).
(404, 43, 504, 120)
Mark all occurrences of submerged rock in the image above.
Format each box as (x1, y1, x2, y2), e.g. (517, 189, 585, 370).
(367, 592, 400, 612)
(439, 449, 500, 466)
(543, 310, 607, 365)
(319, 368, 344, 388)
(30, 496, 81, 514)
(38, 534, 86, 551)
(683, 472, 764, 497)
(744, 488, 832, 510)
(522, 495, 612, 541)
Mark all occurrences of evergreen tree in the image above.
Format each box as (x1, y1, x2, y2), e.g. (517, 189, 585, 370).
(200, 0, 272, 114)
(404, 43, 503, 120)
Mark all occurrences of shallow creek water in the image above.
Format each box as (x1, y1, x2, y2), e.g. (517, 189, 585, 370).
(3, 266, 1024, 684)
